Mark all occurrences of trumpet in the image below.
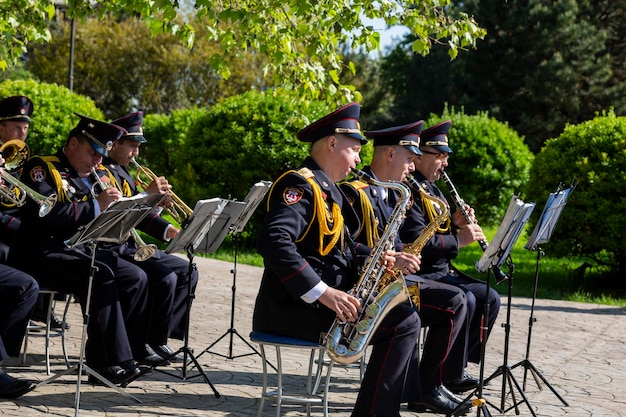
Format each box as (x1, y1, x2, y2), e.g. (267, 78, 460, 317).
(90, 166, 157, 262)
(0, 139, 57, 217)
(129, 158, 192, 224)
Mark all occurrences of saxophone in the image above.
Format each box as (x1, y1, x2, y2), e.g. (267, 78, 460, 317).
(324, 169, 411, 365)
(402, 174, 450, 309)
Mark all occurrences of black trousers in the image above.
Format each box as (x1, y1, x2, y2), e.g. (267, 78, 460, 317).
(9, 246, 148, 368)
(0, 265, 38, 361)
(352, 303, 421, 417)
(123, 250, 198, 345)
(402, 277, 468, 401)
(438, 271, 501, 365)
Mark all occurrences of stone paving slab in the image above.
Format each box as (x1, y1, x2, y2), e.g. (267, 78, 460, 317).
(2, 255, 625, 416)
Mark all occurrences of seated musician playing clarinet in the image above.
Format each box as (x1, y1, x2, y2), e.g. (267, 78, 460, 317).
(252, 103, 421, 417)
(398, 120, 501, 394)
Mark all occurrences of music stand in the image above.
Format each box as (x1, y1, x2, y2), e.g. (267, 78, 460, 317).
(459, 196, 535, 416)
(149, 197, 245, 397)
(36, 193, 163, 416)
(197, 181, 272, 362)
(509, 183, 575, 406)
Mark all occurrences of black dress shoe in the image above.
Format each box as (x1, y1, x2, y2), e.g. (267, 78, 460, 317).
(407, 387, 470, 415)
(140, 349, 169, 367)
(89, 364, 141, 386)
(30, 310, 70, 330)
(49, 311, 70, 330)
(150, 344, 184, 363)
(445, 371, 480, 393)
(439, 384, 473, 410)
(0, 372, 36, 399)
(141, 345, 170, 367)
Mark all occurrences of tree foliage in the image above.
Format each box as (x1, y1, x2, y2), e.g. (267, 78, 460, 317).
(3, 0, 486, 104)
(524, 111, 626, 275)
(378, 0, 626, 152)
(457, 0, 623, 152)
(0, 79, 103, 155)
(26, 17, 270, 118)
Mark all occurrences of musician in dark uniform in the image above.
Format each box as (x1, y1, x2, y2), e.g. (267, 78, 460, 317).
(96, 111, 198, 363)
(0, 95, 71, 331)
(340, 121, 470, 414)
(7, 114, 153, 385)
(398, 120, 501, 393)
(0, 153, 38, 399)
(0, 95, 31, 144)
(252, 103, 421, 417)
(0, 269, 38, 399)
(0, 95, 34, 258)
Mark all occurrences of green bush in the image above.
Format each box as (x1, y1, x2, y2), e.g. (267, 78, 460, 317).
(142, 108, 208, 186)
(0, 79, 103, 155)
(425, 107, 534, 227)
(180, 89, 328, 249)
(524, 110, 626, 275)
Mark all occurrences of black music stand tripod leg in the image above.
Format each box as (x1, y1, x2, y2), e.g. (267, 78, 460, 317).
(36, 241, 142, 416)
(482, 259, 537, 417)
(509, 248, 568, 406)
(149, 246, 221, 397)
(198, 234, 263, 362)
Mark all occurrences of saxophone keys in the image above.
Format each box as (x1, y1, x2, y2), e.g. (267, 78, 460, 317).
(333, 344, 348, 356)
(365, 302, 380, 318)
(355, 318, 373, 334)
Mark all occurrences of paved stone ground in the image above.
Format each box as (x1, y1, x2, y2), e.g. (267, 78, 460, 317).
(2, 256, 625, 416)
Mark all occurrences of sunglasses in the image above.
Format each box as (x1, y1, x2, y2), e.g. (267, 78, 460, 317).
(421, 150, 449, 161)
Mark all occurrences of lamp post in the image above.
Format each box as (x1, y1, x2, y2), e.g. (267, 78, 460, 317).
(53, 1, 75, 91)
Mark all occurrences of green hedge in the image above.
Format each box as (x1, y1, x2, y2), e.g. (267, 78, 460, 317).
(177, 89, 328, 248)
(0, 79, 103, 155)
(525, 110, 626, 274)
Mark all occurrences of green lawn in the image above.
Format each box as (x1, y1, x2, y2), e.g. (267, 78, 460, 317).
(207, 228, 626, 307)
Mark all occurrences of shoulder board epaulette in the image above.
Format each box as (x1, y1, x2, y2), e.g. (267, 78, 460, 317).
(295, 167, 314, 179)
(40, 155, 60, 163)
(347, 179, 368, 190)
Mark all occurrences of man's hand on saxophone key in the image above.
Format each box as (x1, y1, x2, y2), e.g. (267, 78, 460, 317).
(318, 287, 361, 323)
(393, 252, 421, 275)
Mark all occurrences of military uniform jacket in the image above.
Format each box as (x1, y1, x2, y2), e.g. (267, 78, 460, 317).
(339, 166, 404, 252)
(9, 149, 99, 257)
(0, 172, 24, 250)
(253, 157, 366, 342)
(399, 170, 459, 280)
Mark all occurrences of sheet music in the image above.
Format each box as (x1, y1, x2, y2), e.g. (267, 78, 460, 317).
(476, 195, 536, 272)
(524, 185, 574, 250)
(231, 181, 272, 233)
(66, 193, 164, 247)
(193, 199, 246, 253)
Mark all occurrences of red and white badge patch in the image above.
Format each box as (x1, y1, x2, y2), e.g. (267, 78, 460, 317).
(283, 186, 304, 205)
(30, 166, 46, 183)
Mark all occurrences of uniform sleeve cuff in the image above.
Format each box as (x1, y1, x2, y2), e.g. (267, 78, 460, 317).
(301, 281, 329, 304)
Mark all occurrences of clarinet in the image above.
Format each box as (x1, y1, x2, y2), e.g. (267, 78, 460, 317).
(441, 171, 509, 283)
